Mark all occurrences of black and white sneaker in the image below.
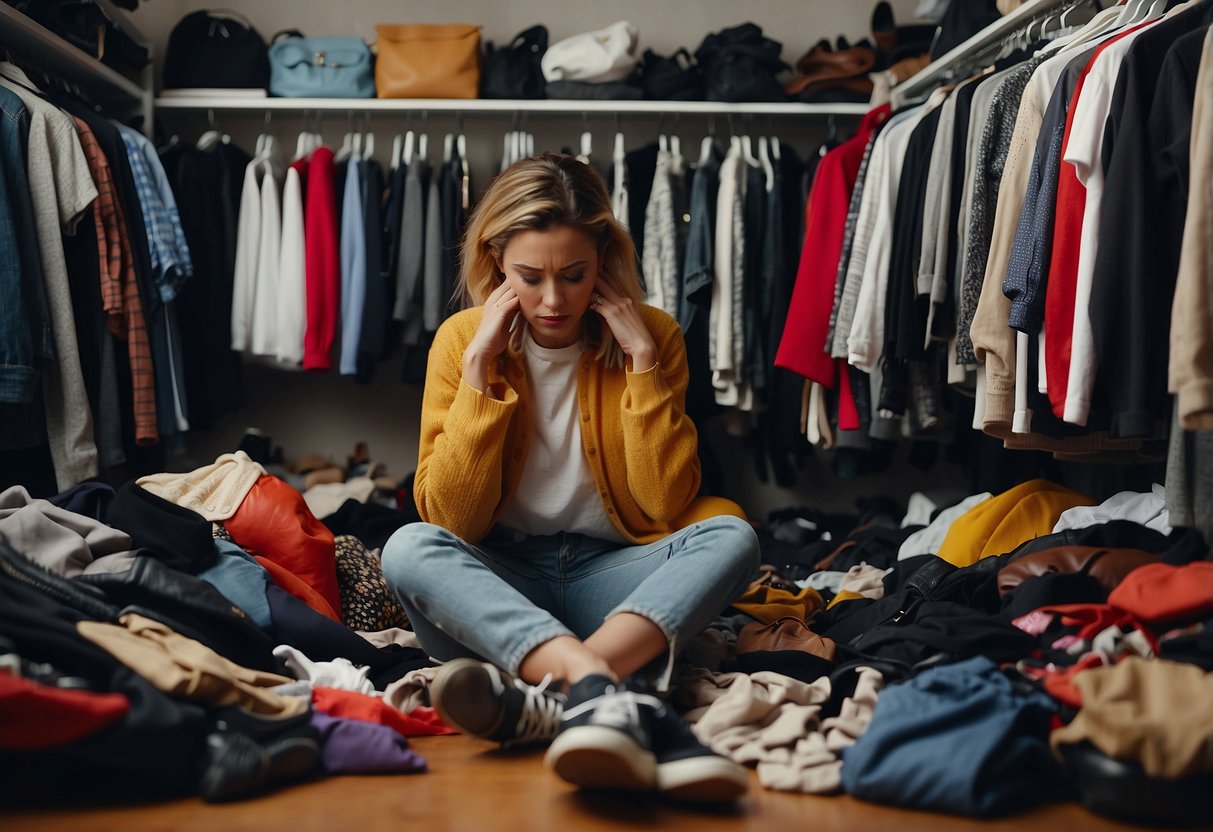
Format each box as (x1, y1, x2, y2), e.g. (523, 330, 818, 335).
(544, 675, 662, 791)
(429, 658, 565, 747)
(649, 702, 748, 803)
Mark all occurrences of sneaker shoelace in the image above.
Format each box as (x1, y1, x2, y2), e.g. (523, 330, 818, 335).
(509, 674, 565, 745)
(563, 686, 666, 732)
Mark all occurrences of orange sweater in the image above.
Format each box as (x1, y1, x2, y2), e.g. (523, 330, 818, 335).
(414, 305, 741, 544)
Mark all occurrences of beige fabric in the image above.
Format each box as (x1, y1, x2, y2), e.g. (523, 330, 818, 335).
(837, 563, 893, 599)
(381, 665, 442, 714)
(1170, 26, 1213, 430)
(137, 451, 266, 521)
(357, 627, 421, 650)
(1051, 657, 1213, 778)
(77, 613, 305, 718)
(303, 476, 376, 520)
(675, 667, 883, 794)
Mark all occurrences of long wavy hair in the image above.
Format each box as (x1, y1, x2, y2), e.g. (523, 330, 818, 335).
(455, 152, 643, 369)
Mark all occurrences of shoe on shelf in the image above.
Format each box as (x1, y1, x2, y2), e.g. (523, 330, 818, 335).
(430, 658, 565, 747)
(650, 702, 748, 803)
(544, 675, 662, 792)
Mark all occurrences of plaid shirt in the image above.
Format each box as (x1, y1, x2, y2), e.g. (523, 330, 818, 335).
(74, 117, 158, 445)
(113, 121, 193, 304)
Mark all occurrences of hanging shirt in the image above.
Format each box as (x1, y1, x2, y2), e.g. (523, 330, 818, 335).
(277, 158, 306, 366)
(0, 63, 99, 489)
(304, 146, 340, 371)
(339, 155, 366, 375)
(231, 155, 263, 352)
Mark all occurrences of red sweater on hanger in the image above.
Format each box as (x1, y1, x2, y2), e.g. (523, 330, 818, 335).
(304, 146, 340, 371)
(775, 105, 890, 391)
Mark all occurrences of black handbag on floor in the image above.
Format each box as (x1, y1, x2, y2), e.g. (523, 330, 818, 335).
(480, 24, 548, 99)
(163, 9, 270, 90)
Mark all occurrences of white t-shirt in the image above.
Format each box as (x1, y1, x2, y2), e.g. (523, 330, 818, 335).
(498, 333, 625, 542)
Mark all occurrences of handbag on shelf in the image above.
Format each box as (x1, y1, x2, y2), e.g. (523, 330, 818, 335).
(163, 9, 269, 90)
(480, 24, 548, 100)
(640, 48, 703, 101)
(374, 23, 481, 99)
(267, 31, 375, 98)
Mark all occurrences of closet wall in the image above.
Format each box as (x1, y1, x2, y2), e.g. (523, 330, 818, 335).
(132, 0, 975, 519)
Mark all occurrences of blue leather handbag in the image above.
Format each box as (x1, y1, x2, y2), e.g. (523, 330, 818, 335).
(268, 32, 375, 98)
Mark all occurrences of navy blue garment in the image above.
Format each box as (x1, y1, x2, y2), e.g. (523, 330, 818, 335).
(46, 481, 116, 521)
(841, 656, 1063, 816)
(1003, 47, 1093, 334)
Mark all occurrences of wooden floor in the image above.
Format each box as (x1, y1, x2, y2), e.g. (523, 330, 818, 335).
(3, 733, 1195, 831)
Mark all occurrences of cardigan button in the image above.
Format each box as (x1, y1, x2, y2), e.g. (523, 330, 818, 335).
(582, 412, 590, 421)
(587, 447, 597, 456)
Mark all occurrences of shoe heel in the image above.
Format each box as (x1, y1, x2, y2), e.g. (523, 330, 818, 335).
(545, 726, 656, 791)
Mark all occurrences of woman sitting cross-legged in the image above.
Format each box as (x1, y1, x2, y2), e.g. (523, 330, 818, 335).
(382, 152, 760, 803)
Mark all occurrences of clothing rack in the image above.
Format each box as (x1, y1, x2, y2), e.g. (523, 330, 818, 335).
(0, 1, 153, 134)
(890, 0, 1103, 107)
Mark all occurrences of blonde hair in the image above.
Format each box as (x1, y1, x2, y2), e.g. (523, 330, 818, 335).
(455, 152, 644, 369)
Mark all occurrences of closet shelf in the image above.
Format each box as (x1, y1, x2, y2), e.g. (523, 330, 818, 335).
(0, 3, 146, 106)
(891, 0, 1071, 106)
(153, 96, 871, 117)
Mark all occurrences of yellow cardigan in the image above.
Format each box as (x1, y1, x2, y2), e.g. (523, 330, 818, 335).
(414, 304, 743, 544)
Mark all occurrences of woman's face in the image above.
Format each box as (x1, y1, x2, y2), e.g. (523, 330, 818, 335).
(497, 225, 600, 349)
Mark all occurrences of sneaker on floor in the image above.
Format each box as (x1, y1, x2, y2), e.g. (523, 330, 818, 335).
(430, 658, 565, 747)
(649, 701, 748, 803)
(544, 675, 661, 792)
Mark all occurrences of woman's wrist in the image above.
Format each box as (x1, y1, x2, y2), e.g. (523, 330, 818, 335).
(629, 348, 656, 373)
(462, 349, 492, 392)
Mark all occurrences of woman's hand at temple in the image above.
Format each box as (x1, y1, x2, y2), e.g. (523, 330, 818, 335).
(463, 281, 521, 393)
(591, 280, 656, 372)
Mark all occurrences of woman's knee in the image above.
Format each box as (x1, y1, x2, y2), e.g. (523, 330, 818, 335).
(701, 514, 762, 577)
(381, 521, 454, 591)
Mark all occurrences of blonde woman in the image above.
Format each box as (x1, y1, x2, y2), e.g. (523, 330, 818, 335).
(382, 153, 757, 802)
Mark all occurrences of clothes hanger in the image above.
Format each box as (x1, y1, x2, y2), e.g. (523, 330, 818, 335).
(578, 129, 592, 164)
(403, 130, 416, 166)
(391, 134, 403, 170)
(758, 135, 775, 192)
(361, 113, 374, 161)
(457, 132, 469, 210)
(197, 108, 230, 151)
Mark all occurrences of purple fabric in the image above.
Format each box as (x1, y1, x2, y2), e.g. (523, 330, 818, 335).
(311, 712, 428, 774)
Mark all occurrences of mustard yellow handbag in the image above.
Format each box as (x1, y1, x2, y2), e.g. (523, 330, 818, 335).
(374, 23, 481, 99)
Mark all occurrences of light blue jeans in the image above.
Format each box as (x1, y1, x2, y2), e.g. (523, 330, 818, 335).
(381, 515, 760, 685)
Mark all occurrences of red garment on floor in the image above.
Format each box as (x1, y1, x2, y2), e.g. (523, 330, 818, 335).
(304, 146, 340, 371)
(1108, 562, 1213, 626)
(312, 686, 456, 737)
(226, 475, 342, 617)
(0, 674, 130, 748)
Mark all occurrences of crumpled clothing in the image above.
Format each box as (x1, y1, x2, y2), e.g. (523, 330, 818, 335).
(837, 563, 893, 600)
(78, 613, 306, 718)
(674, 666, 883, 794)
(380, 665, 441, 715)
(312, 711, 427, 774)
(137, 450, 266, 522)
(1050, 657, 1213, 778)
(303, 477, 377, 522)
(312, 685, 454, 737)
(273, 645, 376, 696)
(0, 485, 135, 577)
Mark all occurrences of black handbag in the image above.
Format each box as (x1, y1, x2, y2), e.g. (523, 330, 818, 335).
(12, 0, 150, 74)
(480, 24, 548, 99)
(640, 48, 703, 101)
(695, 23, 789, 103)
(162, 9, 270, 90)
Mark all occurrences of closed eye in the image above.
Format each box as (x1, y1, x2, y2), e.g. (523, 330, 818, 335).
(563, 272, 586, 283)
